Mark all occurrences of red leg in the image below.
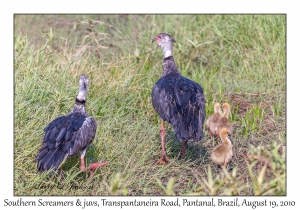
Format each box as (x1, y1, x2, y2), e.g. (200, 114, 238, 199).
(181, 140, 188, 159)
(206, 125, 214, 138)
(215, 129, 221, 144)
(155, 120, 170, 165)
(80, 156, 108, 177)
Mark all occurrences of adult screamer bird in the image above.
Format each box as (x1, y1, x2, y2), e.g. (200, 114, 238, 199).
(36, 75, 108, 176)
(151, 33, 206, 165)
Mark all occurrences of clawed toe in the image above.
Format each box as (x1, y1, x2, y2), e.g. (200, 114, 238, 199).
(80, 160, 109, 176)
(89, 160, 109, 175)
(154, 155, 170, 165)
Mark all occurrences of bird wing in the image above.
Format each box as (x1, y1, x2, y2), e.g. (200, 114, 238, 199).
(65, 116, 97, 156)
(39, 113, 97, 158)
(152, 74, 205, 140)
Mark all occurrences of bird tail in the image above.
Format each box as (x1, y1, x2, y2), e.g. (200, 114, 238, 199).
(35, 144, 68, 173)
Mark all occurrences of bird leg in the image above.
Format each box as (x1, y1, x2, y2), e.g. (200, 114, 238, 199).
(206, 125, 214, 138)
(80, 156, 108, 177)
(181, 139, 188, 159)
(209, 131, 214, 138)
(155, 120, 170, 165)
(217, 136, 221, 144)
(215, 130, 221, 144)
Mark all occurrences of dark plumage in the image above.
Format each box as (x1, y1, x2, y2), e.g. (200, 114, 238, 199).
(151, 33, 206, 164)
(36, 75, 108, 175)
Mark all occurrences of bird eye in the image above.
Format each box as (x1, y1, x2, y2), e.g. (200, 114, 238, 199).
(157, 35, 161, 40)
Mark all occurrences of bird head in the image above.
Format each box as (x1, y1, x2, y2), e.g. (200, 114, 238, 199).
(152, 33, 176, 57)
(214, 102, 222, 114)
(221, 128, 228, 137)
(222, 103, 230, 110)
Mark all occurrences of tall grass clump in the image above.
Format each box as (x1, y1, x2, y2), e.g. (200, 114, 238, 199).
(14, 14, 285, 195)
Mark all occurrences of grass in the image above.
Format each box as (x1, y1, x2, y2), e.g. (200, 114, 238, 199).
(14, 14, 286, 196)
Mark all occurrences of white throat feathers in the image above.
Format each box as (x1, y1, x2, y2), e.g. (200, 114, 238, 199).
(164, 49, 172, 58)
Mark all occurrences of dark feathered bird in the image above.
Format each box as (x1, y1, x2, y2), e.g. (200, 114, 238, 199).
(36, 75, 108, 175)
(151, 33, 206, 164)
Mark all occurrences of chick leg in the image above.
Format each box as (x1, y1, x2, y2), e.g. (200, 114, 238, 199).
(207, 127, 214, 138)
(215, 129, 221, 144)
(155, 120, 170, 165)
(206, 121, 214, 138)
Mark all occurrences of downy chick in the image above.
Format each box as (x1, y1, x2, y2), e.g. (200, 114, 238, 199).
(211, 128, 233, 168)
(215, 103, 233, 143)
(206, 102, 222, 137)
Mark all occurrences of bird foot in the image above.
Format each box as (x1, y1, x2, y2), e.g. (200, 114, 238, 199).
(81, 160, 109, 176)
(154, 155, 170, 165)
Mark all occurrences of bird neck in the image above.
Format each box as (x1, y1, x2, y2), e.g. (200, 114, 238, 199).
(77, 91, 86, 101)
(161, 56, 181, 77)
(221, 134, 232, 147)
(72, 98, 86, 113)
(161, 41, 173, 58)
(222, 108, 230, 118)
(163, 49, 172, 58)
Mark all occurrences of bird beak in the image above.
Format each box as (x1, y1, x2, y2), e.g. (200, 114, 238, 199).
(152, 37, 160, 49)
